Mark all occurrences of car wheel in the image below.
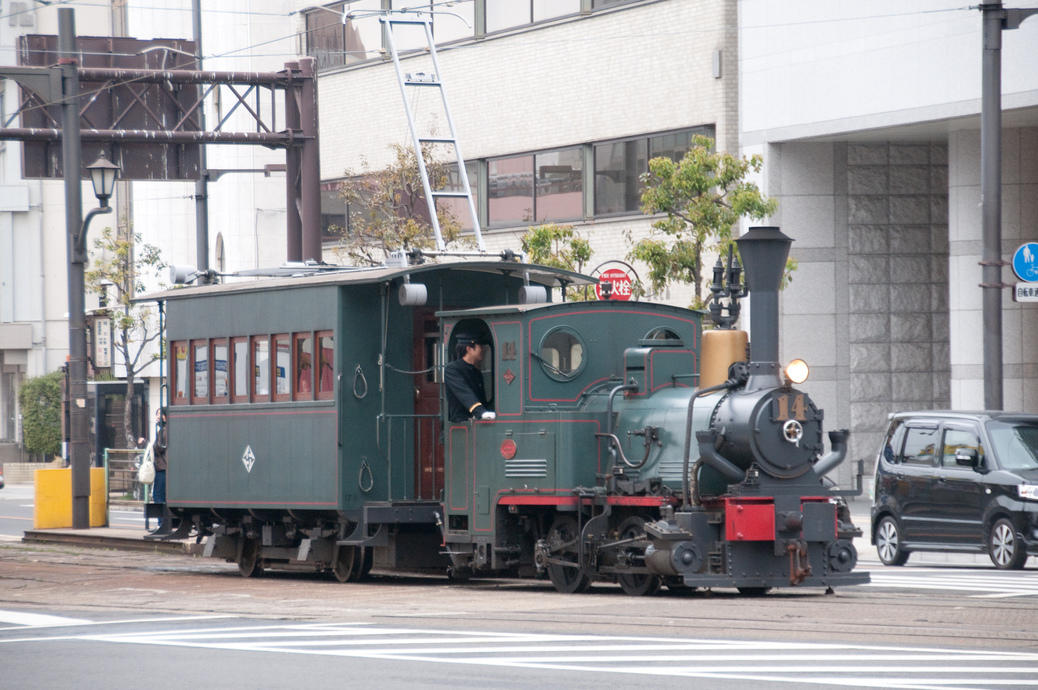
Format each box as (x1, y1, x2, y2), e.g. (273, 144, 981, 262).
(875, 516, 909, 566)
(988, 518, 1027, 570)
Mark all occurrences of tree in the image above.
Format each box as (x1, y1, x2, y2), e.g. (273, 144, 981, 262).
(519, 223, 596, 301)
(628, 135, 780, 308)
(85, 224, 165, 448)
(17, 370, 63, 459)
(334, 142, 470, 265)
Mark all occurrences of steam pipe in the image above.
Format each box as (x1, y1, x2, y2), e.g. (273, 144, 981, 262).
(813, 429, 850, 478)
(695, 428, 746, 484)
(601, 380, 638, 468)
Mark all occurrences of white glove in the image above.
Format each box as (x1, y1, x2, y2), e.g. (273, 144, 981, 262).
(481, 411, 496, 420)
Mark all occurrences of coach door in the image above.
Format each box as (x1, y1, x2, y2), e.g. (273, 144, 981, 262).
(413, 310, 444, 500)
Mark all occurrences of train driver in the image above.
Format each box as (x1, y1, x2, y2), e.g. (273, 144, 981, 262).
(444, 333, 495, 422)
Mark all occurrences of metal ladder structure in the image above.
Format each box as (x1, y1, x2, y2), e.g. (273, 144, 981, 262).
(379, 14, 485, 253)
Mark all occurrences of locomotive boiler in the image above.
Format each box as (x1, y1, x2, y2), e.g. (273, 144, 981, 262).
(150, 226, 867, 595)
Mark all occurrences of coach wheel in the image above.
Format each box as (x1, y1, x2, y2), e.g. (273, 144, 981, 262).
(989, 518, 1027, 570)
(875, 515, 909, 566)
(546, 515, 591, 594)
(237, 537, 261, 578)
(616, 516, 662, 597)
(332, 544, 361, 583)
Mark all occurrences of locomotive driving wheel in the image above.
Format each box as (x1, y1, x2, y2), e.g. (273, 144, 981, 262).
(237, 537, 262, 578)
(546, 515, 591, 594)
(332, 544, 361, 583)
(615, 516, 662, 597)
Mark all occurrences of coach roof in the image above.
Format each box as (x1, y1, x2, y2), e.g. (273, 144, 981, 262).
(137, 260, 595, 303)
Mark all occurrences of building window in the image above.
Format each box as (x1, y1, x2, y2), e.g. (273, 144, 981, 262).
(485, 0, 580, 33)
(441, 161, 479, 230)
(306, 1, 382, 70)
(594, 126, 714, 216)
(488, 154, 533, 226)
(535, 147, 582, 222)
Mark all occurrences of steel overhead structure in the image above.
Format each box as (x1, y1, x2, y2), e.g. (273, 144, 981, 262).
(0, 8, 321, 526)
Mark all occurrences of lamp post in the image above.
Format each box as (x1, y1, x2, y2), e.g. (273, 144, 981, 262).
(67, 152, 121, 529)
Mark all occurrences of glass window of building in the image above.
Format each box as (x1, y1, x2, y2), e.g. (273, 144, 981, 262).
(433, 2, 474, 42)
(486, 0, 531, 32)
(533, 0, 581, 22)
(343, 0, 384, 64)
(488, 155, 533, 226)
(440, 161, 478, 230)
(321, 185, 346, 241)
(306, 3, 346, 70)
(535, 147, 583, 222)
(593, 138, 647, 216)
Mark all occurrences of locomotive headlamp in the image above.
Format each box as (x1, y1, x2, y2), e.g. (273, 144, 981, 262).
(785, 359, 810, 385)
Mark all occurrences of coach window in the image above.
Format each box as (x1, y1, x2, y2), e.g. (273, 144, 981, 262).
(191, 340, 209, 404)
(212, 339, 229, 403)
(316, 331, 335, 400)
(294, 333, 314, 400)
(539, 327, 585, 381)
(643, 327, 683, 346)
(171, 342, 188, 405)
(273, 334, 291, 402)
(231, 337, 249, 403)
(252, 336, 270, 402)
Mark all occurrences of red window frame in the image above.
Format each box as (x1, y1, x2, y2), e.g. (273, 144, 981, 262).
(190, 339, 210, 405)
(171, 341, 188, 405)
(272, 334, 291, 402)
(315, 330, 335, 401)
(251, 335, 270, 403)
(293, 332, 314, 401)
(211, 338, 229, 404)
(230, 337, 249, 403)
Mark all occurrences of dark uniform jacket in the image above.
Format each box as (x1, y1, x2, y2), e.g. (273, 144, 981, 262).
(153, 423, 168, 472)
(444, 358, 490, 422)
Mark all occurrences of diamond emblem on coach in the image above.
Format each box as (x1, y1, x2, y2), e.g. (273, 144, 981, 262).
(503, 368, 515, 385)
(242, 445, 256, 473)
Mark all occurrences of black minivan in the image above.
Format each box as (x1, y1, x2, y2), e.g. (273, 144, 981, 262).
(871, 411, 1038, 569)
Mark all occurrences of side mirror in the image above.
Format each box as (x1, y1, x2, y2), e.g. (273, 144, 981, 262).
(955, 447, 981, 470)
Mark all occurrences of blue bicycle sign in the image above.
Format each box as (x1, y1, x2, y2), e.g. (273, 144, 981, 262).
(1013, 243, 1038, 282)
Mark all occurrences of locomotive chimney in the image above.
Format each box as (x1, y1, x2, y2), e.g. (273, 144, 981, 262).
(734, 226, 792, 390)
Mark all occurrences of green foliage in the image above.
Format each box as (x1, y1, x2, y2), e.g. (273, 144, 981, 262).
(628, 135, 780, 308)
(17, 371, 63, 457)
(334, 142, 470, 265)
(520, 223, 596, 301)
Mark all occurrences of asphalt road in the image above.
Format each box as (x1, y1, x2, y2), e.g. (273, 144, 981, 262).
(3, 483, 1038, 688)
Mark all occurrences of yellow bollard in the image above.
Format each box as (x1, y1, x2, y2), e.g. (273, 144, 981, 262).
(33, 468, 107, 529)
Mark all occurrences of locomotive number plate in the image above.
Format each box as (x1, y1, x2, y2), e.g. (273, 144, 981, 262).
(775, 393, 807, 422)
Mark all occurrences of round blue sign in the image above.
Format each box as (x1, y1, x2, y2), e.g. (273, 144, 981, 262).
(1013, 243, 1038, 283)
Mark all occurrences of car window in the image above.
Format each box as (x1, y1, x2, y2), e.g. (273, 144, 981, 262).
(941, 428, 983, 468)
(881, 420, 905, 464)
(986, 420, 1038, 471)
(901, 426, 938, 466)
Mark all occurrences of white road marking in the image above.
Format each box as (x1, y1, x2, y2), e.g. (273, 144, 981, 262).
(0, 611, 91, 627)
(60, 623, 1038, 689)
(862, 567, 1038, 598)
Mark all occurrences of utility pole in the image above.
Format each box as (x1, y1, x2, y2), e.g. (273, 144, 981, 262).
(978, 3, 1038, 411)
(192, 0, 210, 279)
(59, 9, 90, 529)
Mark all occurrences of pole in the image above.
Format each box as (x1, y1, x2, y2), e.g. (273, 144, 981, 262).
(300, 57, 322, 262)
(59, 9, 89, 529)
(192, 0, 210, 279)
(980, 3, 1004, 411)
(284, 60, 302, 262)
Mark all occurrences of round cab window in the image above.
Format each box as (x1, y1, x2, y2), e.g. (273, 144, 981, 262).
(539, 327, 585, 380)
